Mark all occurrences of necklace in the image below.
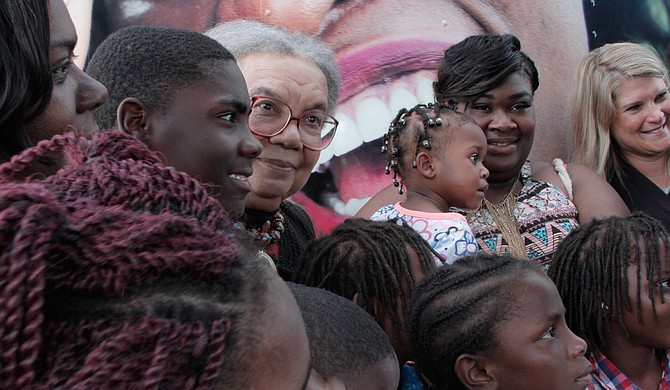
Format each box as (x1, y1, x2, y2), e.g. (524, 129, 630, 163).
(479, 174, 528, 259)
(234, 210, 285, 261)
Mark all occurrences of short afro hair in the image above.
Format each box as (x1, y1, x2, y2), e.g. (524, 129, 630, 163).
(287, 283, 397, 385)
(86, 25, 236, 130)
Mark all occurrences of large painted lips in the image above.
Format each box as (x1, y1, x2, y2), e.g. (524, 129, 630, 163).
(297, 39, 452, 234)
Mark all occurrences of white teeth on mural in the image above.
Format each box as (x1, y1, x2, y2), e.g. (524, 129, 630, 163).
(416, 76, 435, 104)
(120, 0, 152, 18)
(344, 197, 371, 216)
(389, 87, 418, 115)
(315, 143, 334, 168)
(325, 194, 347, 215)
(330, 113, 363, 157)
(319, 75, 437, 169)
(323, 194, 372, 216)
(355, 97, 392, 142)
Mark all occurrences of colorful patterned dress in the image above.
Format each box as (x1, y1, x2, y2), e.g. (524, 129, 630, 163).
(371, 203, 478, 265)
(465, 161, 579, 269)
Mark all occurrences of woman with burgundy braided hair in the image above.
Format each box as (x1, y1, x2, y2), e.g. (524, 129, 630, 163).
(0, 130, 311, 389)
(2, 130, 230, 229)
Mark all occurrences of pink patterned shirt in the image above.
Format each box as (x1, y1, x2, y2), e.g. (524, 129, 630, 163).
(371, 202, 478, 265)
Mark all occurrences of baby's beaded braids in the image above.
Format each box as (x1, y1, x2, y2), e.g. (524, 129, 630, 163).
(382, 103, 459, 194)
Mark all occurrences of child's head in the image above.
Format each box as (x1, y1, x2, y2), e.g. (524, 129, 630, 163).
(407, 253, 590, 390)
(288, 283, 399, 390)
(549, 213, 670, 356)
(86, 25, 262, 219)
(292, 217, 438, 366)
(0, 130, 310, 389)
(382, 103, 488, 210)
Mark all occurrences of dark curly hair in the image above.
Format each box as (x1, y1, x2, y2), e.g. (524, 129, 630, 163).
(382, 102, 475, 194)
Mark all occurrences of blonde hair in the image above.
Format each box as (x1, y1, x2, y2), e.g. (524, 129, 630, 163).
(571, 42, 670, 182)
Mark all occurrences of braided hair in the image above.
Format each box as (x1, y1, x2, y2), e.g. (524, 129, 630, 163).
(0, 130, 230, 225)
(548, 213, 669, 356)
(406, 253, 546, 390)
(292, 217, 438, 364)
(0, 130, 274, 388)
(382, 103, 473, 194)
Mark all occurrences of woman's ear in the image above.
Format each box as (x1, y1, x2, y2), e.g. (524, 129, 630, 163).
(454, 354, 497, 390)
(116, 97, 151, 145)
(415, 151, 435, 179)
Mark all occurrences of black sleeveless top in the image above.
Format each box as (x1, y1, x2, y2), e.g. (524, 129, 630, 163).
(609, 160, 670, 232)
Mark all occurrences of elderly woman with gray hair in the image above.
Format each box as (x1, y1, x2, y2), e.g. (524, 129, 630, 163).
(206, 20, 341, 280)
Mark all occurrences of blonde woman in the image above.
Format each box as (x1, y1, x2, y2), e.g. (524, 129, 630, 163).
(571, 42, 670, 230)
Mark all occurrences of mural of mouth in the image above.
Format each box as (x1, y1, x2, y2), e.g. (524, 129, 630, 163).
(298, 40, 448, 234)
(83, 0, 592, 236)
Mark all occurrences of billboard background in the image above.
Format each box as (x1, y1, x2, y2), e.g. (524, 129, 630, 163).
(68, 0, 670, 235)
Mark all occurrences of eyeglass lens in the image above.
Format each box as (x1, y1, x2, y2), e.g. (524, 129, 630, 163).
(249, 97, 337, 150)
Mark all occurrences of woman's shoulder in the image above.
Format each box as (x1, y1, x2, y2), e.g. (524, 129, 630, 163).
(528, 160, 565, 190)
(531, 159, 630, 221)
(529, 160, 597, 192)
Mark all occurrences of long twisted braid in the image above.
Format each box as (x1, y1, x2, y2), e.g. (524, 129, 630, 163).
(293, 217, 438, 338)
(548, 213, 669, 355)
(0, 130, 268, 389)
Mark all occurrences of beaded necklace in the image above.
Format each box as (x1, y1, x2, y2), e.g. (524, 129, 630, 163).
(234, 210, 285, 262)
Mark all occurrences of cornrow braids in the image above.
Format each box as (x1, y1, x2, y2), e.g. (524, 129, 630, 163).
(292, 218, 438, 360)
(406, 253, 545, 390)
(382, 103, 470, 194)
(0, 130, 273, 388)
(548, 213, 669, 356)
